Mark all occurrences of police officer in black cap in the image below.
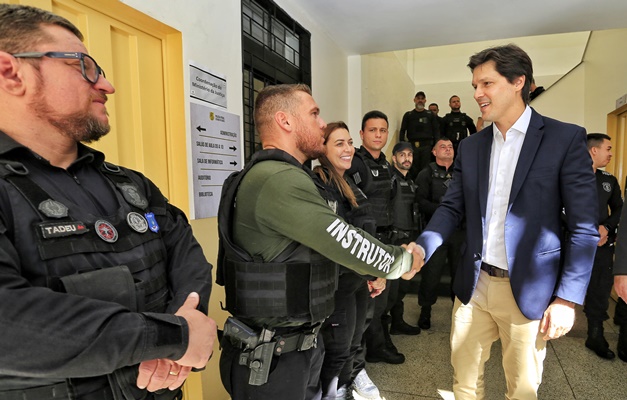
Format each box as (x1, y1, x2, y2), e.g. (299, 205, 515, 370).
(583, 133, 623, 359)
(388, 142, 423, 336)
(414, 137, 464, 329)
(441, 95, 476, 157)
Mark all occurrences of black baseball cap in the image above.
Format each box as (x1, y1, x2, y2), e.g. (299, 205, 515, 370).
(393, 142, 412, 154)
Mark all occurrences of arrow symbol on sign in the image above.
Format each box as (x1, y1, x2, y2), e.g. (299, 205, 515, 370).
(196, 125, 206, 132)
(230, 161, 238, 167)
(229, 146, 237, 151)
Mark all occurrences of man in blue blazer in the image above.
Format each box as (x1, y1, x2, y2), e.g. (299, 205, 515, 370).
(415, 44, 599, 399)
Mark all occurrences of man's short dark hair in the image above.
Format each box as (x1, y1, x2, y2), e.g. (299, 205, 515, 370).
(449, 95, 460, 102)
(433, 137, 452, 150)
(361, 110, 388, 131)
(587, 133, 612, 150)
(415, 91, 426, 98)
(468, 44, 533, 104)
(254, 83, 312, 138)
(429, 103, 438, 108)
(0, 4, 83, 54)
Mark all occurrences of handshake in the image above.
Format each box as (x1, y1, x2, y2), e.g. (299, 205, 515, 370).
(400, 242, 425, 280)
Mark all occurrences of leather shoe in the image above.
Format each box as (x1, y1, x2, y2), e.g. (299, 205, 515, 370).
(390, 320, 421, 335)
(585, 335, 615, 360)
(365, 348, 405, 364)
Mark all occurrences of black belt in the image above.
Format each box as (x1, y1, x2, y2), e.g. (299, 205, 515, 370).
(273, 325, 320, 355)
(0, 382, 113, 400)
(228, 324, 321, 355)
(480, 262, 509, 278)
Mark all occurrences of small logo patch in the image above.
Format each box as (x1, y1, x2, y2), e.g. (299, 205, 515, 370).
(127, 212, 148, 233)
(119, 183, 149, 209)
(40, 221, 88, 239)
(95, 220, 118, 243)
(602, 182, 612, 193)
(38, 199, 69, 218)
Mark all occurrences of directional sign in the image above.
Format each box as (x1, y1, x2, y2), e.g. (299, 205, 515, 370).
(190, 102, 241, 219)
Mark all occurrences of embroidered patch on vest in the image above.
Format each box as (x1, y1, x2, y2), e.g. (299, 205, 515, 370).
(95, 220, 118, 243)
(38, 199, 69, 218)
(602, 182, 612, 193)
(118, 183, 149, 209)
(40, 221, 88, 239)
(127, 211, 148, 233)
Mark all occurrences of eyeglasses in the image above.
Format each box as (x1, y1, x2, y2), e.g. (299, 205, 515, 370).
(11, 51, 106, 84)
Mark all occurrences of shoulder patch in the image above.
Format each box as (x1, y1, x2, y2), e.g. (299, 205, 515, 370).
(601, 170, 612, 176)
(602, 182, 612, 193)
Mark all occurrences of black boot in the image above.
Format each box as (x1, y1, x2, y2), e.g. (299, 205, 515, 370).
(418, 306, 432, 330)
(585, 321, 615, 360)
(367, 314, 405, 363)
(381, 315, 402, 354)
(618, 324, 627, 362)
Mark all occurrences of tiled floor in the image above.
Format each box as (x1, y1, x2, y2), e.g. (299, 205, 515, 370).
(356, 295, 626, 400)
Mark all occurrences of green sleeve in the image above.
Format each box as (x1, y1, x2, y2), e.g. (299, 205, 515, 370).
(238, 163, 413, 279)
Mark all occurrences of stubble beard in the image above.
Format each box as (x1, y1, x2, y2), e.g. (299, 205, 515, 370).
(30, 80, 110, 143)
(295, 124, 324, 160)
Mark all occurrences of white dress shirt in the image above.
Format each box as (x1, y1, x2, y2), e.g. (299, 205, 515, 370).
(483, 106, 532, 270)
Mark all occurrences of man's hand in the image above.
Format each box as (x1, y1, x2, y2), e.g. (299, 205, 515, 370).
(539, 297, 575, 341)
(615, 275, 627, 301)
(137, 359, 191, 392)
(367, 278, 386, 298)
(598, 225, 608, 247)
(174, 292, 218, 368)
(400, 243, 425, 280)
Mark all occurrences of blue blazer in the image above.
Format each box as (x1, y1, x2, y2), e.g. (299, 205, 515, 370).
(416, 109, 599, 320)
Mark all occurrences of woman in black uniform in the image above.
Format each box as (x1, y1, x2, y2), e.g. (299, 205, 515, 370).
(314, 122, 383, 400)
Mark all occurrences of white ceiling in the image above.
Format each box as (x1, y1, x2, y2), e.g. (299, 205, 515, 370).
(281, 0, 627, 55)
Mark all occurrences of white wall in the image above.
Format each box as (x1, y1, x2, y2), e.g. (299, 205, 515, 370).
(360, 52, 415, 155)
(530, 65, 586, 126)
(584, 28, 627, 133)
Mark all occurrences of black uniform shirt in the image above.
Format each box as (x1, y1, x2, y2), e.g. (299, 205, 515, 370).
(415, 162, 454, 220)
(0, 131, 212, 386)
(399, 109, 439, 142)
(595, 169, 623, 238)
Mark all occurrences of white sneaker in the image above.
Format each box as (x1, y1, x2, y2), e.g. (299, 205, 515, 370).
(336, 385, 347, 399)
(351, 369, 380, 399)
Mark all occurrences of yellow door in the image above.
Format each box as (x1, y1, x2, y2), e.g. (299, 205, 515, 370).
(13, 0, 203, 398)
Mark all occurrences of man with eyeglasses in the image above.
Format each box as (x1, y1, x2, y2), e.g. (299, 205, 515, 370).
(0, 5, 217, 400)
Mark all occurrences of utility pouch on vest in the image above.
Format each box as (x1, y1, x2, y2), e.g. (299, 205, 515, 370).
(60, 265, 137, 311)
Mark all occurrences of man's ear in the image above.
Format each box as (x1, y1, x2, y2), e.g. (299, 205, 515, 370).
(0, 52, 26, 95)
(274, 110, 293, 133)
(514, 75, 525, 91)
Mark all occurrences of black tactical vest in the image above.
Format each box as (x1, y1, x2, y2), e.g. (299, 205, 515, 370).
(429, 162, 453, 204)
(216, 149, 337, 325)
(352, 149, 393, 229)
(0, 159, 169, 311)
(392, 173, 419, 231)
(0, 158, 175, 400)
(443, 112, 469, 143)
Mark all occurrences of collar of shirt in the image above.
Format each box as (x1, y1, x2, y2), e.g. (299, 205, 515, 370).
(491, 105, 532, 140)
